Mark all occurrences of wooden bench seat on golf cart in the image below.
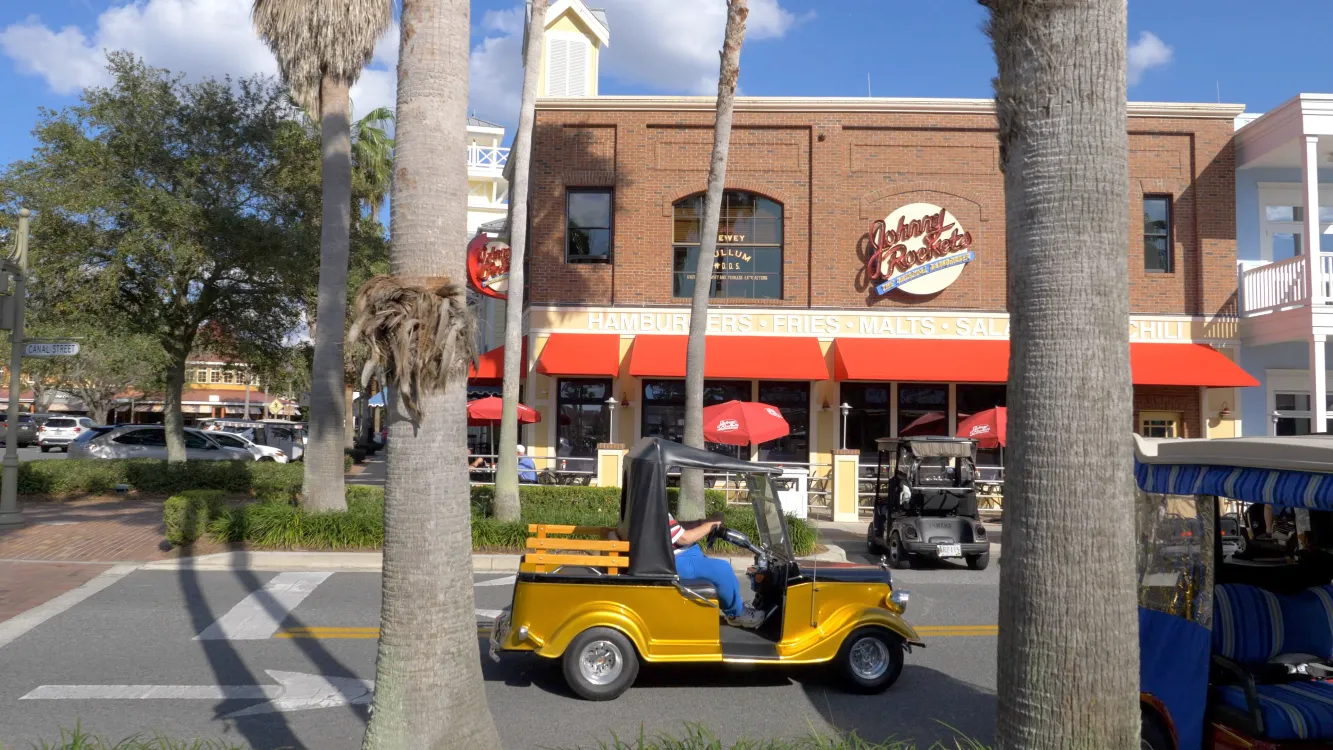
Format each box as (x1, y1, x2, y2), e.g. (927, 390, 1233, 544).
(520, 524, 629, 574)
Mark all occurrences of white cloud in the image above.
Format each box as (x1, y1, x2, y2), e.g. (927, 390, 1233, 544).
(1, 0, 397, 117)
(465, 0, 812, 124)
(1127, 31, 1172, 86)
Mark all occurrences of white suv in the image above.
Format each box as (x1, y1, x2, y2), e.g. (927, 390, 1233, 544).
(38, 417, 95, 453)
(204, 429, 289, 462)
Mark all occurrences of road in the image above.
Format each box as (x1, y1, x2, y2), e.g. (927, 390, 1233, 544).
(6, 444, 68, 461)
(0, 563, 998, 749)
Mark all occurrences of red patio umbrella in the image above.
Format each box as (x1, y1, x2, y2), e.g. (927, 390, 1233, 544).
(899, 411, 947, 437)
(702, 400, 789, 446)
(956, 406, 1006, 449)
(466, 396, 541, 426)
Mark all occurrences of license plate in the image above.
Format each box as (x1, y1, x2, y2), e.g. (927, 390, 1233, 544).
(488, 611, 510, 662)
(938, 544, 961, 558)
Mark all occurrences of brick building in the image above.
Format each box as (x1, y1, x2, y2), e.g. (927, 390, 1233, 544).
(468, 0, 1255, 488)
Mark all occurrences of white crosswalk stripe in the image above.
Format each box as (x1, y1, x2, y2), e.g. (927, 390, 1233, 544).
(195, 572, 333, 641)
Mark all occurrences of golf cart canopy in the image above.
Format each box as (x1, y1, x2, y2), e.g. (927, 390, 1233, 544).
(875, 436, 976, 459)
(619, 438, 782, 578)
(1135, 434, 1333, 510)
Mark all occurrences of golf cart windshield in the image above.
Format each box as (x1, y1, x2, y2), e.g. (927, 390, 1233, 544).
(745, 473, 793, 562)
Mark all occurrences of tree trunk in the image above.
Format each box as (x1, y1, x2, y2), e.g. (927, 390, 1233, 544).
(345, 385, 356, 449)
(493, 0, 547, 522)
(983, 1, 1139, 747)
(304, 73, 353, 512)
(163, 351, 189, 463)
(360, 0, 502, 748)
(88, 403, 109, 426)
(359, 377, 375, 445)
(680, 0, 748, 522)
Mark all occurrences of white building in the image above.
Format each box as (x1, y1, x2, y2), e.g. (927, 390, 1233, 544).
(1234, 95, 1333, 435)
(467, 116, 509, 237)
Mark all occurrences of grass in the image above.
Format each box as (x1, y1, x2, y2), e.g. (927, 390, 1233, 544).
(0, 723, 243, 750)
(561, 724, 989, 750)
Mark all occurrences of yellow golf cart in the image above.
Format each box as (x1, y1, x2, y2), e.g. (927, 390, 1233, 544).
(489, 437, 922, 700)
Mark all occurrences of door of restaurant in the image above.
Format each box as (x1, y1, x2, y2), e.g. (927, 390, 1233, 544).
(1138, 411, 1182, 438)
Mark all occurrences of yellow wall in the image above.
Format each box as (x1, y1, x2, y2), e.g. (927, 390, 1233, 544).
(537, 9, 600, 97)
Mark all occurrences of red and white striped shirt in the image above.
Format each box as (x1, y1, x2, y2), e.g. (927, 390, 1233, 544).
(667, 513, 685, 552)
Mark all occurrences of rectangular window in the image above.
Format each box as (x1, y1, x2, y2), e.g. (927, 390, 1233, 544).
(641, 379, 750, 458)
(757, 382, 809, 463)
(223, 371, 235, 384)
(898, 384, 948, 438)
(557, 379, 610, 474)
(1143, 195, 1173, 273)
(840, 384, 892, 457)
(566, 189, 612, 263)
(672, 192, 783, 300)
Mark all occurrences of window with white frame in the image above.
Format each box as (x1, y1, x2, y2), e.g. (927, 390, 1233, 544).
(1266, 369, 1333, 435)
(1259, 184, 1333, 261)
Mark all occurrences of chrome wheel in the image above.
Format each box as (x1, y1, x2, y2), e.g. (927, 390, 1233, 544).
(848, 636, 890, 681)
(577, 639, 623, 686)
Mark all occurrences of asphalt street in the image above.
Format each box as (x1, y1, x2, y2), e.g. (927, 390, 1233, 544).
(0, 564, 998, 749)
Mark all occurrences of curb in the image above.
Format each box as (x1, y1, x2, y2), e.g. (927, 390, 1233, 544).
(139, 546, 850, 573)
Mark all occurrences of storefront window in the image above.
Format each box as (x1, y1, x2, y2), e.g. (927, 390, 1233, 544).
(467, 385, 503, 458)
(841, 384, 892, 457)
(898, 384, 948, 438)
(1143, 195, 1173, 273)
(1271, 391, 1333, 435)
(642, 379, 750, 457)
(956, 384, 1007, 466)
(672, 191, 782, 299)
(557, 379, 610, 473)
(757, 381, 809, 463)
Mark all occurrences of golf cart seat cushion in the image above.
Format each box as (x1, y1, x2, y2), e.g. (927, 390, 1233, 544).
(1214, 584, 1286, 664)
(1283, 585, 1333, 659)
(1215, 682, 1333, 740)
(679, 578, 718, 600)
(917, 491, 962, 513)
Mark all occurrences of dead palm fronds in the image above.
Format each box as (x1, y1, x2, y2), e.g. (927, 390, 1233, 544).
(347, 275, 478, 420)
(251, 0, 390, 115)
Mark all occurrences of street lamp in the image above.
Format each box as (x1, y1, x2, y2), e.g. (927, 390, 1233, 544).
(0, 208, 29, 528)
(605, 396, 618, 444)
(839, 402, 852, 450)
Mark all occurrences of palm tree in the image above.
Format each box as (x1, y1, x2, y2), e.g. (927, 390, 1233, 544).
(493, 0, 548, 522)
(681, 0, 748, 521)
(352, 106, 395, 216)
(981, 0, 1139, 746)
(252, 0, 391, 512)
(356, 0, 502, 746)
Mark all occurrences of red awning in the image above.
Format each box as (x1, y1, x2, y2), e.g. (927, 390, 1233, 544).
(469, 343, 527, 383)
(833, 339, 1258, 388)
(536, 334, 622, 377)
(628, 335, 829, 380)
(1130, 343, 1259, 388)
(833, 338, 1010, 383)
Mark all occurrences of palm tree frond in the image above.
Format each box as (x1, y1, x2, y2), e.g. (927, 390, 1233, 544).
(252, 0, 392, 114)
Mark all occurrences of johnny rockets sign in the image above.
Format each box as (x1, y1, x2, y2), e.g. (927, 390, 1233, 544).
(867, 203, 975, 296)
(466, 234, 510, 300)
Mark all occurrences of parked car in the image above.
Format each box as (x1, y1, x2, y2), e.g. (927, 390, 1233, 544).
(203, 429, 288, 462)
(37, 416, 96, 452)
(65, 425, 116, 457)
(75, 425, 253, 461)
(196, 419, 305, 461)
(0, 413, 38, 447)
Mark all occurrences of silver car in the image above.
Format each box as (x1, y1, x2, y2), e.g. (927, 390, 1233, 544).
(72, 425, 254, 461)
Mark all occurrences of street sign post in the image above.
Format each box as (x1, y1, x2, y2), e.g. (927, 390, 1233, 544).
(23, 342, 79, 357)
(0, 209, 28, 528)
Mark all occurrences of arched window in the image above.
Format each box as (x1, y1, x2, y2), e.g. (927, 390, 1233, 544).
(672, 191, 783, 299)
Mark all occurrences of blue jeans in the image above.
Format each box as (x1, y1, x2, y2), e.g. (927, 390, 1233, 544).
(674, 544, 743, 617)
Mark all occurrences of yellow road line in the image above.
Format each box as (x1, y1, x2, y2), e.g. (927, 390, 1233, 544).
(275, 624, 997, 639)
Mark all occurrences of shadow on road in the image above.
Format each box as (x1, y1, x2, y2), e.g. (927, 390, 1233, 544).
(177, 556, 368, 750)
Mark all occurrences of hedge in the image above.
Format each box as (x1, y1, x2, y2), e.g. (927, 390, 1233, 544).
(19, 460, 311, 500)
(197, 484, 816, 555)
(163, 490, 228, 546)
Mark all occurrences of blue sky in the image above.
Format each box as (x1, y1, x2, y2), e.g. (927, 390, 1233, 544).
(1, 0, 1331, 169)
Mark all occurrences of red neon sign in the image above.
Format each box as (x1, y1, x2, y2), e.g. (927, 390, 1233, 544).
(466, 234, 510, 300)
(866, 208, 973, 282)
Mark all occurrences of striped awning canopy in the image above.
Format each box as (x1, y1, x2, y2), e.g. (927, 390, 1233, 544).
(1135, 460, 1333, 510)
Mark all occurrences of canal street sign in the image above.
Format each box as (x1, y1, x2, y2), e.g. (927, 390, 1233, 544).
(23, 342, 79, 357)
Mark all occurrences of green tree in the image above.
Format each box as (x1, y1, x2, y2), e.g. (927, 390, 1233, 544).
(2, 54, 312, 462)
(681, 0, 748, 521)
(253, 0, 392, 511)
(981, 0, 1139, 746)
(28, 326, 164, 425)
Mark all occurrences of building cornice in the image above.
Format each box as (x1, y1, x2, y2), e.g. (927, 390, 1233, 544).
(535, 96, 1245, 119)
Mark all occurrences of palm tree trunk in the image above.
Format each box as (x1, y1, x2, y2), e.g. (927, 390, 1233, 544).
(304, 72, 353, 512)
(344, 385, 356, 449)
(493, 0, 548, 521)
(983, 1, 1138, 747)
(681, 0, 748, 521)
(163, 351, 188, 463)
(360, 0, 502, 747)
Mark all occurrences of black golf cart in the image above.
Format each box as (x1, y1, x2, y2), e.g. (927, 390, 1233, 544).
(865, 437, 991, 570)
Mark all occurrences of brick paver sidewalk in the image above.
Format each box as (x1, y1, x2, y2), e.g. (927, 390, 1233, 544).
(0, 498, 172, 563)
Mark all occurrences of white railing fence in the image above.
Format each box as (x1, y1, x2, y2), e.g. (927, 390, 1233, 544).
(1321, 253, 1333, 301)
(467, 145, 509, 170)
(1240, 255, 1308, 316)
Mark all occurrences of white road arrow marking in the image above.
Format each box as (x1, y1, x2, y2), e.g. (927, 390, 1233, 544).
(21, 670, 374, 717)
(196, 572, 333, 641)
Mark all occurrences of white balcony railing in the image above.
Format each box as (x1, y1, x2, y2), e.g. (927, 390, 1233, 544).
(1240, 255, 1309, 316)
(467, 144, 509, 171)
